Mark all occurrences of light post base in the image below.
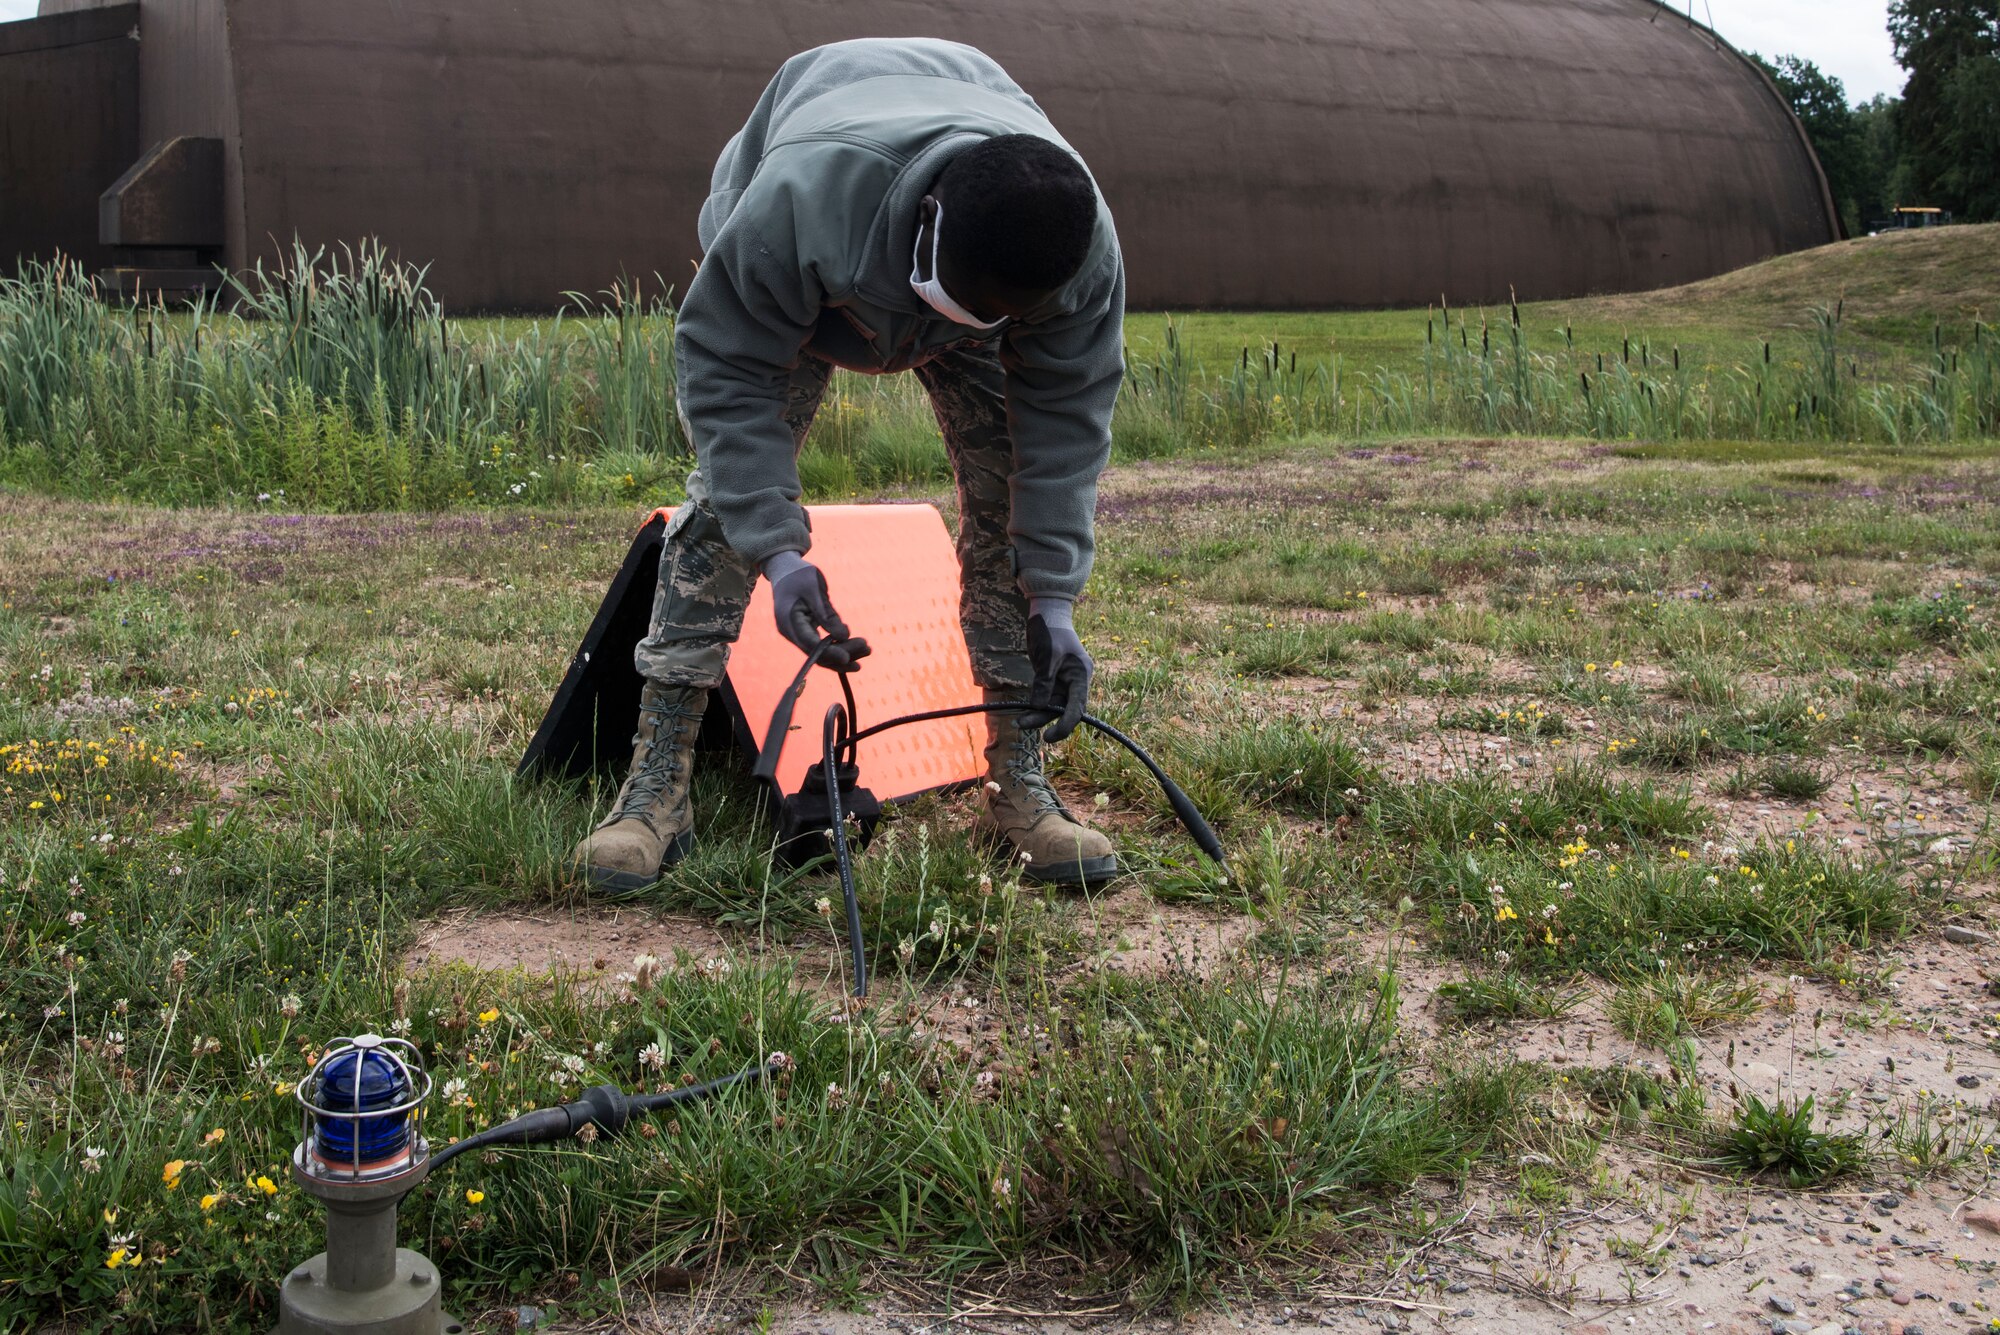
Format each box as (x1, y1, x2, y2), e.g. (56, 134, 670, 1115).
(276, 1246, 461, 1335)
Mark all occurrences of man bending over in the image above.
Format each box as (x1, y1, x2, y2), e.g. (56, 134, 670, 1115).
(573, 37, 1124, 895)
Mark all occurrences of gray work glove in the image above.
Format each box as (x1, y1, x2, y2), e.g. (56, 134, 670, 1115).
(763, 551, 869, 671)
(1026, 598, 1091, 743)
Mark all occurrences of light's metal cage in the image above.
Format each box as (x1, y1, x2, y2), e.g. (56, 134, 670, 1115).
(295, 1034, 433, 1183)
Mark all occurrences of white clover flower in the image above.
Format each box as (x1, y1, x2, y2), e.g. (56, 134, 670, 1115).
(639, 1042, 665, 1070)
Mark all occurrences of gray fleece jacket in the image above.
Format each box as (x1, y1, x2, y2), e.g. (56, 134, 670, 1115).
(673, 38, 1125, 604)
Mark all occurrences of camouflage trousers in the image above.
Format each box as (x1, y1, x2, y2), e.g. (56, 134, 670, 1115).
(634, 345, 1033, 691)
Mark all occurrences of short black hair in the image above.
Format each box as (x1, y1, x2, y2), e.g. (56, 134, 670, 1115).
(934, 134, 1098, 292)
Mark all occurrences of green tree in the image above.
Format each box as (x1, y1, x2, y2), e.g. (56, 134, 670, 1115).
(1942, 50, 2000, 218)
(1752, 53, 1871, 234)
(1888, 0, 2000, 219)
(1852, 95, 1908, 225)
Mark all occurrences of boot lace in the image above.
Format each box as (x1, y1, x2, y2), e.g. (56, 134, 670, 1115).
(1003, 723, 1068, 818)
(615, 695, 699, 826)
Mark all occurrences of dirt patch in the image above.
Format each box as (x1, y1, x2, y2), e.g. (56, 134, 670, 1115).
(556, 1170, 2000, 1334)
(1397, 935, 2000, 1131)
(1072, 883, 1258, 978)
(406, 906, 733, 985)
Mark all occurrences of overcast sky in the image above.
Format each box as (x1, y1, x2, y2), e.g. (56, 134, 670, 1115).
(0, 0, 1907, 102)
(1704, 0, 1903, 100)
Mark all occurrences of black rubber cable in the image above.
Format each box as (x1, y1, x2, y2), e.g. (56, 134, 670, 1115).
(821, 701, 1228, 998)
(823, 703, 868, 996)
(842, 701, 1226, 863)
(426, 1063, 767, 1173)
(756, 639, 1231, 999)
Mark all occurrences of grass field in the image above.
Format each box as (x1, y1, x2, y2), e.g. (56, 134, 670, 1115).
(4, 228, 1997, 516)
(2, 231, 2000, 1331)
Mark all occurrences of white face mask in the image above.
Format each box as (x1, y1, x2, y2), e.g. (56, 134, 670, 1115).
(910, 203, 1006, 331)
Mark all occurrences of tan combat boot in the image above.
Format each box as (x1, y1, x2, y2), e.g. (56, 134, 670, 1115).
(571, 683, 707, 896)
(977, 692, 1118, 885)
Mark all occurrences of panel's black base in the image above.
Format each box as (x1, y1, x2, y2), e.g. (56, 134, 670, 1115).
(775, 771, 882, 869)
(516, 513, 745, 785)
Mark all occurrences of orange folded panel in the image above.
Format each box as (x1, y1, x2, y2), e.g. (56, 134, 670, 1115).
(517, 501, 987, 806)
(734, 504, 987, 802)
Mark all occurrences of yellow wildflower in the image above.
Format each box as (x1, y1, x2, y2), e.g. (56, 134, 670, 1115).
(466, 1189, 485, 1205)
